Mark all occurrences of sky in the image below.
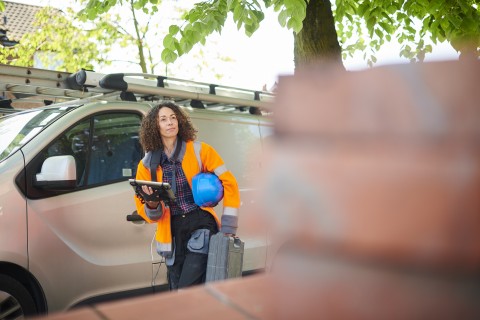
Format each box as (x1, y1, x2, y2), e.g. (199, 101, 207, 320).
(5, 0, 459, 91)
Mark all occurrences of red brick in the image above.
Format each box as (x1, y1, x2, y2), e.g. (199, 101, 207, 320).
(94, 285, 247, 320)
(32, 307, 102, 320)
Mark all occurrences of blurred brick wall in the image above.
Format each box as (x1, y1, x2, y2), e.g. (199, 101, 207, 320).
(251, 59, 480, 318)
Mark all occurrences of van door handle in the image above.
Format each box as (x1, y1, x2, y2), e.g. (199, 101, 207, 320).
(126, 210, 146, 222)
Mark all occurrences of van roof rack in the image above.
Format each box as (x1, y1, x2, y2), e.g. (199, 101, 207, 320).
(0, 64, 274, 114)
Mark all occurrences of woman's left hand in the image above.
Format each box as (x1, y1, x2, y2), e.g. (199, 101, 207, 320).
(142, 185, 159, 208)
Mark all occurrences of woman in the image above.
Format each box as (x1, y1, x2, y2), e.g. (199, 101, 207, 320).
(134, 101, 240, 289)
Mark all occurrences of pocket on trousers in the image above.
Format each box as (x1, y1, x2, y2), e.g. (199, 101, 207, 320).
(187, 229, 210, 254)
(165, 244, 176, 266)
(157, 239, 176, 266)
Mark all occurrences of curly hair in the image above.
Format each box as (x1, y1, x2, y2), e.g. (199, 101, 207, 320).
(139, 101, 197, 152)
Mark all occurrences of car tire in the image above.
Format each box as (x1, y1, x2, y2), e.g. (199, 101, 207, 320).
(0, 274, 37, 319)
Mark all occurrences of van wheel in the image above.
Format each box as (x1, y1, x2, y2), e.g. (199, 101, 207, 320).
(0, 275, 37, 319)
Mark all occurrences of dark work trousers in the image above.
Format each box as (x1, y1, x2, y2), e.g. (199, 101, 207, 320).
(168, 208, 218, 290)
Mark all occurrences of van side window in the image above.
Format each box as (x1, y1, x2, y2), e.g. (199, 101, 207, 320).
(84, 113, 143, 186)
(43, 112, 142, 188)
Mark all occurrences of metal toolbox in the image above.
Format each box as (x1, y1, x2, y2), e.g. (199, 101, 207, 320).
(206, 233, 244, 282)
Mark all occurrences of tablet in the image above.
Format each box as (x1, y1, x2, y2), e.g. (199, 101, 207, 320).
(129, 179, 175, 202)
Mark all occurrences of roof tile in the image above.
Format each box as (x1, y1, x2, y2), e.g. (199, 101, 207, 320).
(1, 1, 44, 42)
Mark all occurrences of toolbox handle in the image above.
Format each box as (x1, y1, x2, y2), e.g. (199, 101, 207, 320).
(233, 237, 243, 249)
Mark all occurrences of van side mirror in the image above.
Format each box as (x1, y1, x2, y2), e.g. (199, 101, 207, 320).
(35, 155, 77, 189)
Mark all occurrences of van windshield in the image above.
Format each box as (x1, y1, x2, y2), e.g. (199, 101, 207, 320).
(0, 107, 71, 162)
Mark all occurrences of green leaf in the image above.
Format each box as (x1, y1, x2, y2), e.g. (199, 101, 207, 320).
(207, 18, 218, 32)
(169, 25, 180, 35)
(233, 4, 245, 22)
(245, 23, 256, 36)
(87, 10, 97, 20)
(161, 48, 178, 64)
(174, 40, 184, 56)
(381, 12, 394, 24)
(182, 37, 194, 53)
(345, 12, 353, 22)
(291, 3, 306, 22)
(378, 22, 392, 34)
(287, 17, 302, 33)
(358, 2, 370, 16)
(278, 9, 289, 27)
(236, 19, 243, 30)
(366, 16, 376, 35)
(227, 0, 237, 10)
(193, 21, 205, 34)
(396, 12, 407, 21)
(187, 10, 201, 23)
(214, 13, 226, 27)
(449, 15, 462, 29)
(163, 34, 175, 50)
(283, 0, 294, 8)
(296, 0, 307, 10)
(273, 2, 283, 12)
(252, 10, 265, 22)
(440, 19, 450, 30)
(416, 0, 429, 10)
(191, 29, 202, 43)
(405, 25, 416, 34)
(133, 0, 144, 10)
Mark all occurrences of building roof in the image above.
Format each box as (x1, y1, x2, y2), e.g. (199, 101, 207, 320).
(1, 1, 44, 42)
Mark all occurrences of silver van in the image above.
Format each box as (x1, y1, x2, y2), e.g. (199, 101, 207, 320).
(0, 69, 273, 318)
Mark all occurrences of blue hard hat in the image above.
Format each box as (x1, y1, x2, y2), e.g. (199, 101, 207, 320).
(192, 172, 224, 207)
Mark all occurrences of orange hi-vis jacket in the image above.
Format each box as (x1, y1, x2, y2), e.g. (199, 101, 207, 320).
(134, 140, 240, 256)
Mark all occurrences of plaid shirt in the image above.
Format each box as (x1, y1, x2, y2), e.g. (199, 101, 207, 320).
(160, 151, 198, 216)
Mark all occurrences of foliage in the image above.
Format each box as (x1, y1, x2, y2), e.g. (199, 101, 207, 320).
(79, 0, 161, 18)
(0, 7, 120, 72)
(0, 1, 4, 12)
(79, 0, 480, 67)
(77, 0, 237, 78)
(78, 0, 174, 73)
(162, 0, 479, 65)
(79, 0, 307, 64)
(160, 0, 307, 64)
(335, 0, 480, 66)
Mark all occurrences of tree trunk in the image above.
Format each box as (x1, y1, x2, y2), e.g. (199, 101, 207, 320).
(130, 0, 147, 73)
(293, 0, 343, 69)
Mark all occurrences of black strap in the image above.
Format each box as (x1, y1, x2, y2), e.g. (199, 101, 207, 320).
(170, 139, 182, 194)
(149, 139, 182, 191)
(149, 149, 162, 182)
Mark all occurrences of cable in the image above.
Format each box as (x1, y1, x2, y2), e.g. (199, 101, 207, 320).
(150, 231, 165, 289)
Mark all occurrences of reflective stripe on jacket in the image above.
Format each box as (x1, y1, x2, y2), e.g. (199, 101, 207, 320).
(134, 140, 240, 256)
